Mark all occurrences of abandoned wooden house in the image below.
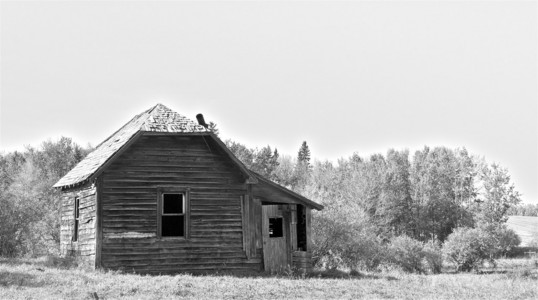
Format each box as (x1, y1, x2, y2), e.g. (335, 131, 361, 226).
(53, 103, 323, 274)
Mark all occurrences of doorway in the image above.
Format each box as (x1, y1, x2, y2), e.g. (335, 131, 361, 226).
(262, 205, 289, 272)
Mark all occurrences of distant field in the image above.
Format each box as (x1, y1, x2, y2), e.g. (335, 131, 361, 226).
(507, 216, 538, 246)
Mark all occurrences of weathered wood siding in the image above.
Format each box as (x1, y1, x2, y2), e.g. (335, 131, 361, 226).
(292, 251, 312, 274)
(242, 196, 263, 259)
(60, 183, 97, 265)
(99, 135, 261, 274)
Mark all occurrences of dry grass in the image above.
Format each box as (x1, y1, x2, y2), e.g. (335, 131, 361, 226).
(1, 257, 537, 299)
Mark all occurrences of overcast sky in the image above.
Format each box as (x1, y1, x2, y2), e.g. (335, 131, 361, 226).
(1, 1, 536, 203)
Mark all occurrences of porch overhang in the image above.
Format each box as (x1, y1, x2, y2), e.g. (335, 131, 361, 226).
(250, 173, 323, 210)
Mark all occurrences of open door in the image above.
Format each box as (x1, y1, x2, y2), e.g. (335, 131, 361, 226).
(262, 205, 289, 272)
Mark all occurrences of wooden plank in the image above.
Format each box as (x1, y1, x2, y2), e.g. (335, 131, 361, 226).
(252, 198, 262, 254)
(241, 195, 247, 255)
(247, 186, 255, 259)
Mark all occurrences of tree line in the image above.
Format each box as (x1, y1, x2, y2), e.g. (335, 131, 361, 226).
(507, 203, 538, 217)
(0, 138, 92, 257)
(227, 141, 522, 240)
(0, 134, 527, 271)
(225, 139, 525, 271)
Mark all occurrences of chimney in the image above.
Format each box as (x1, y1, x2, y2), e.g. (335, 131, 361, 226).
(196, 114, 208, 128)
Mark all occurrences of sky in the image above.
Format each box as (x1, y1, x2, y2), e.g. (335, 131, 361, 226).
(1, 1, 536, 203)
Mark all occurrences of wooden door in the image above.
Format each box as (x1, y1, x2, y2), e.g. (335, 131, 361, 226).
(262, 205, 289, 272)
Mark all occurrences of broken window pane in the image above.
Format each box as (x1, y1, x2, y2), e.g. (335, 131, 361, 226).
(269, 217, 283, 238)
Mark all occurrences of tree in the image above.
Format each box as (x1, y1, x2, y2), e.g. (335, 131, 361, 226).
(377, 149, 413, 236)
(250, 145, 280, 180)
(208, 121, 219, 136)
(293, 141, 313, 189)
(473, 162, 521, 225)
(273, 155, 296, 188)
(0, 137, 90, 257)
(297, 141, 311, 167)
(225, 140, 254, 168)
(409, 147, 475, 242)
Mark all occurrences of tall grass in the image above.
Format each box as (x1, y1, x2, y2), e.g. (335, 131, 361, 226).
(1, 257, 537, 299)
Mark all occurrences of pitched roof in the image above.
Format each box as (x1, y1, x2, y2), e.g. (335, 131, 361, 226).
(53, 103, 323, 210)
(53, 103, 209, 188)
(250, 171, 324, 210)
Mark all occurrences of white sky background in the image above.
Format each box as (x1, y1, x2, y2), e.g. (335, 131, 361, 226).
(1, 1, 536, 203)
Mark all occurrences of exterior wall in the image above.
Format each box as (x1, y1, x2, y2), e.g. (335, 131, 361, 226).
(60, 183, 97, 265)
(99, 135, 261, 274)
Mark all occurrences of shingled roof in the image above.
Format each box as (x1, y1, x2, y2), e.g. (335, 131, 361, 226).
(53, 103, 209, 188)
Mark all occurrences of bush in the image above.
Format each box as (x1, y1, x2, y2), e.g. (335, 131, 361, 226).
(386, 235, 442, 274)
(490, 225, 521, 257)
(387, 235, 425, 273)
(422, 240, 443, 274)
(443, 227, 495, 272)
(312, 209, 386, 271)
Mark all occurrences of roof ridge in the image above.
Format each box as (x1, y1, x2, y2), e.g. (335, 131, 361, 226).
(93, 108, 151, 149)
(147, 103, 167, 115)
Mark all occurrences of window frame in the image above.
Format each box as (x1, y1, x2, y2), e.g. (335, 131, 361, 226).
(72, 197, 80, 242)
(157, 188, 190, 239)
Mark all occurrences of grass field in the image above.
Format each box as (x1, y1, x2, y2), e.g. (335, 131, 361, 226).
(1, 257, 537, 299)
(507, 216, 538, 246)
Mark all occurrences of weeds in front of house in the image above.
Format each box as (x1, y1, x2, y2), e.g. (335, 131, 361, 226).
(1, 255, 537, 299)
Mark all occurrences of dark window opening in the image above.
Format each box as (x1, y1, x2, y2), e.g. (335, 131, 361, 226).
(296, 204, 307, 251)
(163, 193, 183, 214)
(161, 193, 185, 237)
(269, 217, 283, 238)
(72, 197, 80, 242)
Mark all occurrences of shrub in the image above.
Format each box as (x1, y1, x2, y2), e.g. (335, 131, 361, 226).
(387, 235, 425, 273)
(386, 235, 442, 274)
(312, 208, 386, 271)
(490, 226, 521, 257)
(442, 227, 495, 272)
(422, 240, 443, 274)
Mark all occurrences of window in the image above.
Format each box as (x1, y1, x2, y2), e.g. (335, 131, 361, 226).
(269, 217, 283, 238)
(159, 192, 187, 237)
(72, 197, 80, 242)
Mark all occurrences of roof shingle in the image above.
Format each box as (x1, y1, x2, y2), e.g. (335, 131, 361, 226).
(53, 103, 208, 188)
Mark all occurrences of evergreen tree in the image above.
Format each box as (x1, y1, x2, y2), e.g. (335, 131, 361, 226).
(297, 141, 311, 166)
(294, 141, 312, 189)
